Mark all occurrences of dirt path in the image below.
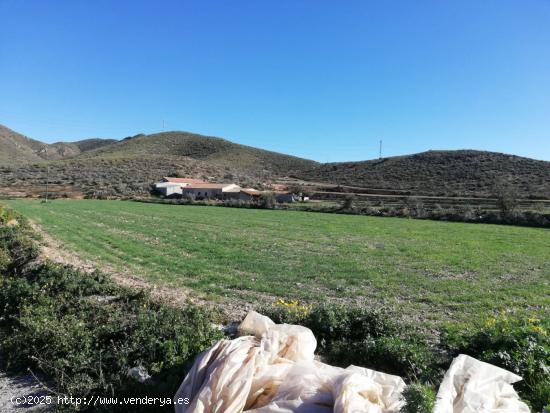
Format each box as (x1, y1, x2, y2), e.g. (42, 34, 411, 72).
(0, 361, 53, 412)
(32, 222, 256, 321)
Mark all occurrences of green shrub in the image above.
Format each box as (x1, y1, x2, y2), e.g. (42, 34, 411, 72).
(0, 226, 39, 275)
(400, 382, 436, 413)
(0, 248, 10, 272)
(332, 335, 438, 381)
(263, 302, 438, 381)
(266, 301, 548, 409)
(0, 210, 223, 412)
(441, 314, 550, 411)
(341, 195, 355, 211)
(0, 204, 20, 224)
(494, 180, 520, 215)
(259, 192, 276, 209)
(0, 263, 223, 412)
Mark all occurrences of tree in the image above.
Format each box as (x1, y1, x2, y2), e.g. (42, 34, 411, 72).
(341, 194, 355, 210)
(259, 192, 276, 209)
(494, 179, 519, 215)
(286, 184, 312, 197)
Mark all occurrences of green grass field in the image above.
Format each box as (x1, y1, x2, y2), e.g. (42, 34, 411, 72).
(5, 199, 550, 327)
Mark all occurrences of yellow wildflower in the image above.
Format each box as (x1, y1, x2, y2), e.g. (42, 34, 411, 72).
(532, 325, 547, 336)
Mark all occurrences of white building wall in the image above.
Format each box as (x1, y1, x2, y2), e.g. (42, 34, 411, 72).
(158, 185, 183, 196)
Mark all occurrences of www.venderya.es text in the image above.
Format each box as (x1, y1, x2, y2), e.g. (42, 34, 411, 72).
(11, 395, 190, 408)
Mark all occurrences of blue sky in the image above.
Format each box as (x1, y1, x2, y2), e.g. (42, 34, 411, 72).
(1, 0, 549, 162)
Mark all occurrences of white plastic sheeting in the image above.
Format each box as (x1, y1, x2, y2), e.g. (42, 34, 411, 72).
(175, 311, 530, 413)
(434, 354, 530, 413)
(175, 311, 405, 412)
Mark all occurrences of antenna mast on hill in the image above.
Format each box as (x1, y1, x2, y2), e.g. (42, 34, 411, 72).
(379, 140, 383, 159)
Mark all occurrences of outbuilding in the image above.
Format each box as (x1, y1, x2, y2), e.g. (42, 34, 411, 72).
(153, 177, 208, 196)
(275, 192, 298, 203)
(183, 183, 241, 199)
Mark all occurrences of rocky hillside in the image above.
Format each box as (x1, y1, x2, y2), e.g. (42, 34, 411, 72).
(2, 124, 549, 199)
(297, 150, 550, 198)
(82, 131, 319, 176)
(0, 126, 319, 197)
(0, 124, 116, 165)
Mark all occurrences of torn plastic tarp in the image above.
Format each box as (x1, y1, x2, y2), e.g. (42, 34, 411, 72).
(433, 354, 530, 413)
(175, 311, 530, 413)
(175, 311, 404, 412)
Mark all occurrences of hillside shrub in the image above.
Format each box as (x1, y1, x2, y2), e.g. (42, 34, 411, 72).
(341, 195, 355, 211)
(0, 208, 223, 412)
(441, 314, 550, 411)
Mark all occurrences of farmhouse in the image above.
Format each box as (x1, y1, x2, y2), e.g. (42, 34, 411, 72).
(154, 177, 263, 201)
(183, 183, 239, 199)
(154, 177, 208, 196)
(183, 184, 262, 201)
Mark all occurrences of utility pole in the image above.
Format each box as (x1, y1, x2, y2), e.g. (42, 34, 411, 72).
(45, 165, 49, 203)
(162, 120, 165, 131)
(379, 140, 383, 159)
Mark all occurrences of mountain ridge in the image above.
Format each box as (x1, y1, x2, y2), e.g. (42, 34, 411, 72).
(298, 149, 550, 198)
(0, 124, 116, 163)
(1, 123, 549, 199)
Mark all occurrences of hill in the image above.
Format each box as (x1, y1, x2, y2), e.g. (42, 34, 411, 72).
(297, 150, 550, 198)
(2, 124, 550, 200)
(0, 127, 319, 198)
(0, 155, 252, 198)
(82, 131, 318, 176)
(70, 138, 118, 152)
(0, 124, 48, 164)
(0, 124, 116, 164)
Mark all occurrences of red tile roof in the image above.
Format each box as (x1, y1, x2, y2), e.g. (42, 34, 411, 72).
(163, 177, 207, 184)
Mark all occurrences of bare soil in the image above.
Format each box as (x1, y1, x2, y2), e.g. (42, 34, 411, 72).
(0, 360, 53, 413)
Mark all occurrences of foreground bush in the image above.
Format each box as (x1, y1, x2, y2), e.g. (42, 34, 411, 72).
(400, 382, 436, 413)
(441, 314, 550, 412)
(262, 301, 440, 381)
(265, 300, 549, 409)
(0, 208, 222, 412)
